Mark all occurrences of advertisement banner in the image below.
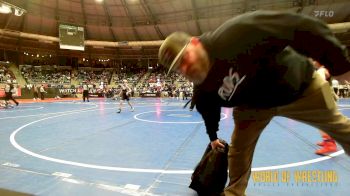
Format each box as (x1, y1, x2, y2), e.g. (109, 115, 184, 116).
(58, 88, 77, 95)
(0, 89, 4, 98)
(0, 88, 21, 97)
(141, 92, 160, 98)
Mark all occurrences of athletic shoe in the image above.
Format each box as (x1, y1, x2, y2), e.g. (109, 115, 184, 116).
(130, 107, 134, 112)
(316, 141, 325, 146)
(317, 134, 332, 146)
(117, 109, 121, 113)
(315, 141, 337, 155)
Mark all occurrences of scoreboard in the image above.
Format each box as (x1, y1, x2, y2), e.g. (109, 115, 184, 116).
(59, 24, 85, 51)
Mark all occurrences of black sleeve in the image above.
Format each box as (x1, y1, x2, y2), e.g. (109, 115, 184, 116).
(209, 10, 350, 76)
(285, 13, 350, 76)
(189, 85, 200, 109)
(195, 90, 222, 141)
(248, 11, 350, 75)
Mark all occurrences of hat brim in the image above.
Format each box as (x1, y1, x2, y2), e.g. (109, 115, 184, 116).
(166, 41, 190, 76)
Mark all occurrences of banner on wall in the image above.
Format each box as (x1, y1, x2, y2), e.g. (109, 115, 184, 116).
(58, 88, 77, 94)
(141, 92, 160, 98)
(0, 88, 21, 98)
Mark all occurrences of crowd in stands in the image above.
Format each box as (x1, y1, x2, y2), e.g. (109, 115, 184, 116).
(21, 65, 71, 85)
(76, 69, 112, 85)
(134, 72, 193, 99)
(3, 61, 350, 105)
(9, 62, 350, 102)
(113, 71, 145, 86)
(13, 62, 350, 102)
(0, 65, 16, 83)
(3, 63, 196, 100)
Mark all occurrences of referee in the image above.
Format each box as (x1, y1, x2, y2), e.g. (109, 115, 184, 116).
(82, 81, 89, 102)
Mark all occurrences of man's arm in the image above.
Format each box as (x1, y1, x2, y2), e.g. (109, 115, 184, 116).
(205, 11, 350, 77)
(248, 11, 350, 76)
(195, 90, 222, 142)
(125, 84, 131, 92)
(286, 12, 350, 76)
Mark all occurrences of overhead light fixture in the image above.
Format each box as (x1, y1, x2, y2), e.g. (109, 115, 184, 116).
(0, 1, 26, 16)
(0, 4, 12, 14)
(14, 8, 24, 16)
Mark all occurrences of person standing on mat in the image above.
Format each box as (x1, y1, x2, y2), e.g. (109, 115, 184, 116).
(117, 79, 134, 113)
(33, 84, 39, 101)
(310, 58, 338, 155)
(82, 81, 90, 102)
(39, 84, 46, 100)
(4, 80, 19, 107)
(159, 10, 350, 196)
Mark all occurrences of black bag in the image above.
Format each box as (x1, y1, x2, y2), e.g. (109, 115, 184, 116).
(189, 139, 229, 196)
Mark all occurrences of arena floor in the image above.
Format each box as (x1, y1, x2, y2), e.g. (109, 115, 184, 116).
(0, 97, 349, 196)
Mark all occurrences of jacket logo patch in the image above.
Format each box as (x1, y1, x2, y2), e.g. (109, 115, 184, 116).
(218, 68, 246, 101)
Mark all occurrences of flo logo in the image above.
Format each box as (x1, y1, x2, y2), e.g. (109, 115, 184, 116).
(314, 10, 334, 17)
(218, 68, 246, 101)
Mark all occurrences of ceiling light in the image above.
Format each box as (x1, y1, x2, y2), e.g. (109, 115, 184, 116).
(14, 8, 24, 16)
(0, 4, 12, 14)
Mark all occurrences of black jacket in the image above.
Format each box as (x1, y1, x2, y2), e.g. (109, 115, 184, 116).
(194, 10, 350, 141)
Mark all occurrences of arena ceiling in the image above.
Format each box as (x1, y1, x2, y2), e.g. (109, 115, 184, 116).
(0, 0, 350, 61)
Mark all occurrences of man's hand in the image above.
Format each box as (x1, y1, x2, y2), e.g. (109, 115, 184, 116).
(211, 139, 225, 150)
